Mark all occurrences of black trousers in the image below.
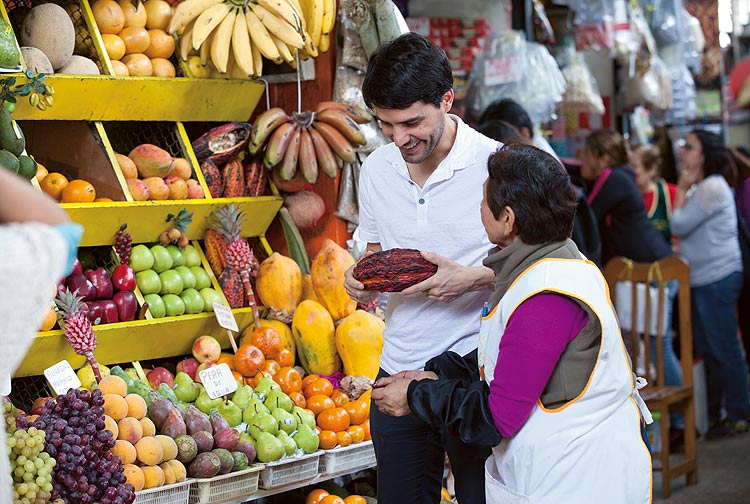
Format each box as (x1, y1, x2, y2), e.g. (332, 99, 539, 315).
(370, 369, 490, 504)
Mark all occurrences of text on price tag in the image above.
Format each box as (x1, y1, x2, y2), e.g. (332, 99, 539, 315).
(199, 363, 238, 399)
(484, 55, 522, 87)
(213, 302, 239, 332)
(44, 360, 81, 396)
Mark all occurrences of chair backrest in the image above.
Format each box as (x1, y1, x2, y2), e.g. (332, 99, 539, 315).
(603, 256, 693, 390)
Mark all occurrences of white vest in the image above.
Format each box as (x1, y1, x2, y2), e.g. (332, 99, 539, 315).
(478, 258, 652, 504)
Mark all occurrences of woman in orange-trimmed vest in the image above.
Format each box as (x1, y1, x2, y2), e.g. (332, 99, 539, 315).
(372, 143, 653, 503)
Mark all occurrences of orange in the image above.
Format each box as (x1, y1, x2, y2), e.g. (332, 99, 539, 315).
(92, 0, 125, 34)
(317, 407, 350, 432)
(330, 389, 349, 407)
(276, 348, 294, 367)
(151, 57, 175, 77)
(144, 0, 172, 30)
(275, 367, 302, 394)
(320, 496, 345, 504)
(231, 370, 245, 385)
(61, 179, 96, 203)
(250, 326, 282, 359)
(306, 489, 330, 504)
(347, 425, 365, 444)
(144, 29, 175, 59)
(306, 394, 335, 416)
(289, 391, 306, 408)
(39, 304, 56, 331)
(234, 344, 265, 378)
(95, 197, 113, 202)
(122, 53, 153, 76)
(102, 33, 126, 60)
(120, 26, 150, 54)
(317, 430, 337, 450)
(34, 162, 48, 182)
(343, 497, 367, 504)
(216, 352, 236, 370)
(361, 419, 371, 441)
(40, 172, 69, 200)
(302, 374, 320, 389)
(261, 359, 280, 377)
(343, 399, 369, 425)
(336, 431, 352, 447)
(304, 377, 333, 398)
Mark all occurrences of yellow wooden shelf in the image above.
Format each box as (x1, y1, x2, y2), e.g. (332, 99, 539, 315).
(9, 75, 265, 122)
(16, 308, 256, 377)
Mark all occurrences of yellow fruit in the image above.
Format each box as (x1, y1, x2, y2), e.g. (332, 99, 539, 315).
(120, 26, 151, 54)
(292, 299, 341, 376)
(118, 0, 147, 28)
(103, 394, 128, 420)
(165, 459, 186, 482)
(155, 434, 178, 461)
(103, 415, 119, 439)
(301, 274, 320, 303)
(123, 464, 144, 491)
(135, 436, 164, 466)
(151, 57, 176, 77)
(99, 375, 127, 397)
(335, 310, 384, 380)
(139, 417, 156, 437)
(144, 29, 175, 58)
(117, 417, 143, 444)
(76, 363, 110, 390)
(260, 319, 295, 357)
(256, 252, 302, 319)
(39, 304, 57, 331)
(92, 0, 125, 34)
(187, 55, 210, 78)
(311, 239, 356, 321)
(144, 0, 172, 30)
(111, 439, 137, 465)
(122, 53, 153, 76)
(141, 465, 165, 489)
(102, 34, 126, 60)
(124, 393, 147, 419)
(159, 461, 176, 484)
(111, 60, 130, 76)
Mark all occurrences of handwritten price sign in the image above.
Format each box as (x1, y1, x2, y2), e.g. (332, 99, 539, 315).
(484, 55, 522, 87)
(44, 360, 81, 396)
(213, 303, 239, 332)
(199, 363, 238, 399)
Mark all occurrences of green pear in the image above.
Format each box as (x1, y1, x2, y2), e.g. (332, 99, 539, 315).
(264, 389, 293, 413)
(255, 431, 285, 463)
(239, 431, 256, 448)
(248, 412, 279, 438)
(195, 389, 223, 414)
(230, 384, 253, 410)
(173, 372, 200, 403)
(293, 424, 320, 454)
(242, 398, 270, 423)
(292, 406, 316, 430)
(276, 430, 297, 456)
(253, 376, 280, 400)
(272, 408, 297, 435)
(218, 399, 243, 427)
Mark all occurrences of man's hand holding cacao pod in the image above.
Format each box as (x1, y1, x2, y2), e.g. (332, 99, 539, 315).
(401, 252, 491, 302)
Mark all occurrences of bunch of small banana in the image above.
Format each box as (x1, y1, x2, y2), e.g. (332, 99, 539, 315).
(299, 0, 337, 54)
(249, 101, 371, 183)
(168, 0, 332, 78)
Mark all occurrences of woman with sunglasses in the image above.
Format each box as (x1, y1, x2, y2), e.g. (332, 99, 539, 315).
(672, 129, 748, 437)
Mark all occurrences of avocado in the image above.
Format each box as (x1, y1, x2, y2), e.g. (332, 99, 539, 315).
(17, 154, 36, 180)
(0, 107, 25, 156)
(0, 149, 19, 174)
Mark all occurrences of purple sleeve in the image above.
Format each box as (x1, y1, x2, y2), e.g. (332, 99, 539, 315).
(488, 293, 589, 437)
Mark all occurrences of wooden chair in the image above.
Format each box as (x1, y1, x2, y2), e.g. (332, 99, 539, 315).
(603, 256, 698, 498)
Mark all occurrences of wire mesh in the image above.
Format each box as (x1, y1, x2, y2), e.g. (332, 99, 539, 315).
(103, 121, 186, 159)
(9, 375, 52, 413)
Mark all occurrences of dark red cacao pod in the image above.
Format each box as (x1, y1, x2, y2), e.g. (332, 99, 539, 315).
(201, 159, 223, 198)
(352, 248, 437, 292)
(192, 123, 252, 165)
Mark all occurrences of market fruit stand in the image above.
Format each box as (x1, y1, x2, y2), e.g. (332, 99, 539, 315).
(3, 0, 376, 501)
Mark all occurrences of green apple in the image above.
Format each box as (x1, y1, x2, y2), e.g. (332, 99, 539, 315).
(183, 245, 202, 267)
(199, 287, 224, 312)
(130, 244, 155, 272)
(191, 267, 212, 290)
(174, 265, 196, 290)
(144, 293, 166, 318)
(161, 293, 185, 317)
(150, 245, 173, 273)
(166, 245, 186, 267)
(181, 288, 205, 314)
(136, 269, 161, 295)
(159, 269, 184, 295)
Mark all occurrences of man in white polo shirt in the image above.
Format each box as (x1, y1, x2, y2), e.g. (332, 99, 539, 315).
(344, 33, 500, 504)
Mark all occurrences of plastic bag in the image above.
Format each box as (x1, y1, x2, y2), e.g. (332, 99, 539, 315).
(558, 53, 605, 115)
(532, 0, 556, 46)
(333, 65, 389, 153)
(624, 55, 673, 112)
(681, 8, 704, 73)
(556, 0, 614, 51)
(648, 0, 681, 48)
(340, 0, 369, 71)
(374, 0, 409, 45)
(349, 0, 379, 58)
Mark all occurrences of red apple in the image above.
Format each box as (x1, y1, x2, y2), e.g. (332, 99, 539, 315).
(99, 299, 119, 324)
(146, 367, 174, 389)
(72, 258, 83, 275)
(112, 264, 136, 292)
(31, 396, 53, 415)
(192, 335, 221, 363)
(176, 357, 200, 381)
(85, 267, 114, 300)
(194, 361, 216, 384)
(113, 290, 137, 321)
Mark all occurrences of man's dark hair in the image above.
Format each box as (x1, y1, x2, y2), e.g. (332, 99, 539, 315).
(479, 99, 533, 134)
(477, 120, 522, 144)
(691, 129, 736, 185)
(486, 144, 576, 244)
(362, 33, 453, 110)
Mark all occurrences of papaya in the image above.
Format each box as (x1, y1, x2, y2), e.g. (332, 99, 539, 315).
(300, 274, 319, 303)
(292, 300, 341, 376)
(255, 252, 302, 322)
(335, 310, 384, 380)
(311, 239, 356, 321)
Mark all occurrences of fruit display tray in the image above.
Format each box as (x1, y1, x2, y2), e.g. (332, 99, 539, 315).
(258, 451, 321, 489)
(134, 479, 193, 504)
(187, 465, 262, 504)
(320, 441, 376, 475)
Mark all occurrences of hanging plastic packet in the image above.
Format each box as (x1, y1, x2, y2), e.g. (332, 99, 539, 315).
(556, 0, 614, 51)
(613, 0, 638, 62)
(374, 0, 409, 45)
(532, 0, 556, 46)
(648, 0, 681, 49)
(340, 0, 369, 71)
(624, 54, 673, 112)
(680, 8, 704, 73)
(350, 0, 379, 58)
(334, 161, 359, 229)
(558, 52, 605, 115)
(332, 65, 388, 154)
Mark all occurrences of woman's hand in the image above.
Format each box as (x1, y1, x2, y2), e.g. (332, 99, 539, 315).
(400, 252, 494, 302)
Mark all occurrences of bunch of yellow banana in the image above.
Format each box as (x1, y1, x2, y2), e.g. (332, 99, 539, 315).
(249, 102, 371, 183)
(299, 0, 337, 53)
(168, 0, 321, 78)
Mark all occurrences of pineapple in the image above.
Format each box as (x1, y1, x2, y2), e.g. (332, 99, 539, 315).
(55, 289, 102, 384)
(210, 204, 261, 327)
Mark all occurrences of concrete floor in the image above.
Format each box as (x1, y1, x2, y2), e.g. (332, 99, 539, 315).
(653, 433, 750, 503)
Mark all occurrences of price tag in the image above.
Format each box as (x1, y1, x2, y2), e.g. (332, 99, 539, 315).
(44, 360, 81, 396)
(199, 363, 238, 399)
(213, 303, 238, 332)
(484, 55, 522, 87)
